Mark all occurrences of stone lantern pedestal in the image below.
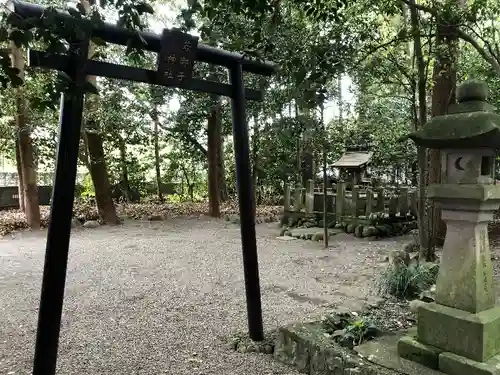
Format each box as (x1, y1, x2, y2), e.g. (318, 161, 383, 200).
(398, 80, 500, 375)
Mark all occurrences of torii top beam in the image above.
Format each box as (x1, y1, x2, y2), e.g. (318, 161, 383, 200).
(9, 0, 277, 76)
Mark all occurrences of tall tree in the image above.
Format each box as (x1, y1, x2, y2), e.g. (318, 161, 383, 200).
(207, 95, 221, 217)
(408, 0, 431, 260)
(10, 44, 40, 228)
(80, 0, 119, 224)
(150, 86, 164, 202)
(428, 1, 460, 248)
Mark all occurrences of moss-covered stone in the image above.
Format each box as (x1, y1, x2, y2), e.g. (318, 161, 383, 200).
(366, 226, 379, 237)
(409, 80, 500, 149)
(274, 322, 349, 374)
(281, 322, 401, 374)
(428, 184, 500, 202)
(417, 302, 500, 362)
(312, 232, 323, 242)
(228, 330, 277, 355)
(439, 351, 500, 375)
(398, 335, 442, 369)
(354, 225, 364, 237)
(457, 80, 489, 102)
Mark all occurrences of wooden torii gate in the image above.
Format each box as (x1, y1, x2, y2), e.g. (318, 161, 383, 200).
(8, 2, 276, 374)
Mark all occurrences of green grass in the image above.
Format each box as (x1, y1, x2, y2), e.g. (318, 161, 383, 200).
(376, 263, 438, 299)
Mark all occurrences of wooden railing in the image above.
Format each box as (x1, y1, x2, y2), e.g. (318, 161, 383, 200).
(283, 180, 418, 220)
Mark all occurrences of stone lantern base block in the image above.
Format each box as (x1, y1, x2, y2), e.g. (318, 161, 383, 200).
(398, 337, 500, 375)
(439, 352, 500, 375)
(398, 335, 442, 369)
(417, 302, 500, 363)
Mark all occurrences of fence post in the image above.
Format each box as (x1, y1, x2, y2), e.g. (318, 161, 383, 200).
(389, 192, 398, 216)
(283, 182, 291, 212)
(327, 184, 335, 213)
(293, 182, 302, 211)
(351, 185, 359, 217)
(365, 188, 373, 216)
(398, 187, 409, 216)
(376, 188, 385, 213)
(305, 179, 314, 214)
(336, 182, 346, 221)
(409, 190, 418, 217)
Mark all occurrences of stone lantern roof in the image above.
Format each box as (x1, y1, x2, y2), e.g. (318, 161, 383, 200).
(409, 80, 500, 149)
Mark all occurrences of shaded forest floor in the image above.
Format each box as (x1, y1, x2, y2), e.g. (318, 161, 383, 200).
(0, 201, 282, 237)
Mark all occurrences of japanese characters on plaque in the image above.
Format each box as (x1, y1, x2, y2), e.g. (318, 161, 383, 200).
(157, 28, 199, 86)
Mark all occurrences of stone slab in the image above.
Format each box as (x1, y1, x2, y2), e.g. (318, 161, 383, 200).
(289, 227, 342, 239)
(276, 235, 297, 241)
(427, 184, 500, 202)
(439, 351, 500, 375)
(418, 302, 500, 362)
(274, 322, 398, 375)
(354, 330, 444, 375)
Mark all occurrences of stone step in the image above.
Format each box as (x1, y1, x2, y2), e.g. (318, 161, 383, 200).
(288, 227, 342, 241)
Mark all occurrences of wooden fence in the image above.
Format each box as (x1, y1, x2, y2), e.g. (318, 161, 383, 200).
(0, 172, 86, 187)
(0, 186, 52, 209)
(283, 180, 418, 224)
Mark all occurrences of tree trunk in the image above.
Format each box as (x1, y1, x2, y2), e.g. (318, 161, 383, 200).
(208, 69, 227, 202)
(252, 111, 260, 214)
(217, 137, 228, 202)
(207, 100, 220, 217)
(180, 165, 193, 201)
(11, 44, 40, 228)
(320, 98, 328, 248)
(301, 120, 315, 187)
(151, 104, 163, 202)
(294, 101, 301, 181)
(86, 123, 119, 222)
(409, 0, 431, 260)
(15, 136, 25, 212)
(428, 19, 458, 249)
(117, 135, 130, 202)
(80, 0, 119, 224)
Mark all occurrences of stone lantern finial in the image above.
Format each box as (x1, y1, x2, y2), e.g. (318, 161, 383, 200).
(456, 79, 488, 102)
(408, 79, 500, 150)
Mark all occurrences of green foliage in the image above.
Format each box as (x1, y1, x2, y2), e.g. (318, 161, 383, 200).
(0, 0, 155, 89)
(2, 0, 500, 224)
(376, 263, 438, 299)
(258, 116, 321, 188)
(322, 313, 379, 347)
(343, 318, 379, 346)
(80, 173, 95, 199)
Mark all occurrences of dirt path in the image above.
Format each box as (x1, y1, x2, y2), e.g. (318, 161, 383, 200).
(0, 218, 408, 375)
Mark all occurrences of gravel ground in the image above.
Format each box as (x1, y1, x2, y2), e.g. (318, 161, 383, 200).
(0, 218, 407, 375)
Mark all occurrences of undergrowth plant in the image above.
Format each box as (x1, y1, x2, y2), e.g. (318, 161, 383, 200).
(322, 314, 379, 348)
(376, 263, 438, 299)
(343, 318, 379, 346)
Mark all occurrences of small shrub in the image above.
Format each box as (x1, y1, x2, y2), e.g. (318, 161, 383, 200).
(376, 263, 438, 299)
(322, 313, 380, 348)
(342, 318, 379, 346)
(80, 173, 95, 199)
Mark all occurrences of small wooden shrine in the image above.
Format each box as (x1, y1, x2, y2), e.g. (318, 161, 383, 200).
(332, 147, 373, 188)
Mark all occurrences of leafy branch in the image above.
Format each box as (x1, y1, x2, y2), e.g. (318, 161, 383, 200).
(399, 0, 500, 75)
(0, 0, 155, 90)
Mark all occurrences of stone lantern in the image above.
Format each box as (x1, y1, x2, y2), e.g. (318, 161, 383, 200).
(398, 80, 500, 375)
